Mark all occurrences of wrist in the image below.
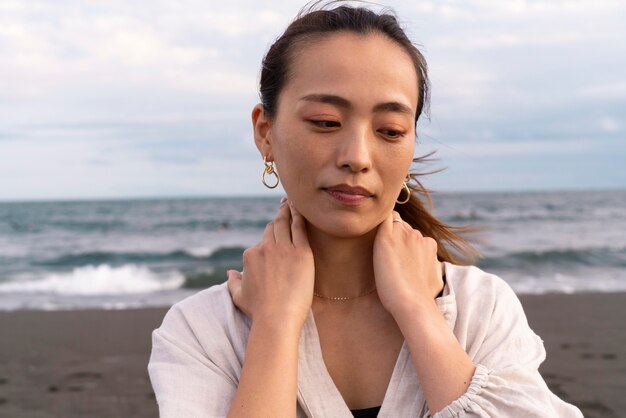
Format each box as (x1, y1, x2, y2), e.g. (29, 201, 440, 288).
(390, 296, 440, 328)
(252, 312, 305, 337)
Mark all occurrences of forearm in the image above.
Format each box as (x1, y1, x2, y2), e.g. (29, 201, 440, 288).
(227, 317, 301, 418)
(394, 300, 475, 415)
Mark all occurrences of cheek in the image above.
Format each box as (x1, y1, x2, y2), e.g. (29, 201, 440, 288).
(378, 144, 414, 181)
(272, 138, 319, 197)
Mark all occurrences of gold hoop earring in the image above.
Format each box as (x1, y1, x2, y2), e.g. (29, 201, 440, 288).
(396, 175, 411, 204)
(262, 156, 279, 189)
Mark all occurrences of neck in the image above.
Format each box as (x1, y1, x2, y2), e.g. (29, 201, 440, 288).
(307, 224, 378, 300)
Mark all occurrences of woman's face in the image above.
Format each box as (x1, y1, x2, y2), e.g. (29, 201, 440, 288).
(254, 32, 418, 238)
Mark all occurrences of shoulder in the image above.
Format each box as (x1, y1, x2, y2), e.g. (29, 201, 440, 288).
(444, 262, 518, 304)
(444, 262, 524, 323)
(168, 281, 235, 313)
(156, 282, 251, 356)
(149, 284, 245, 414)
(160, 282, 232, 327)
(444, 263, 544, 365)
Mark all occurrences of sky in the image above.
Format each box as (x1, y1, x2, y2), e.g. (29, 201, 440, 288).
(0, 0, 625, 201)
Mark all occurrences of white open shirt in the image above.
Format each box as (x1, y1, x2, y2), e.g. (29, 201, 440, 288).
(148, 262, 583, 417)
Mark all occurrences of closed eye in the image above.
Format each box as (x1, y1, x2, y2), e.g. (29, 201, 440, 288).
(378, 129, 405, 139)
(309, 120, 341, 129)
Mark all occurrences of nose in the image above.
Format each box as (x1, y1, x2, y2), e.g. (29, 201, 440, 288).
(336, 127, 372, 173)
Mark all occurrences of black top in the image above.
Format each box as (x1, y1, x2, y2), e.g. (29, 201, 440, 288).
(437, 272, 447, 298)
(350, 405, 381, 418)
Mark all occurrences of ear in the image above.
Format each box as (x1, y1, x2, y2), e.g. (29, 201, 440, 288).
(251, 103, 273, 161)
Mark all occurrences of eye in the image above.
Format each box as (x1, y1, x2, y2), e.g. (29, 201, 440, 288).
(309, 120, 341, 129)
(378, 128, 405, 139)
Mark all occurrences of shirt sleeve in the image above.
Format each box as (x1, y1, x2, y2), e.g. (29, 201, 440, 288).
(432, 276, 584, 418)
(148, 302, 239, 418)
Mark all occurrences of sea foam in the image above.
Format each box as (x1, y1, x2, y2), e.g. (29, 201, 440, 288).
(0, 264, 184, 295)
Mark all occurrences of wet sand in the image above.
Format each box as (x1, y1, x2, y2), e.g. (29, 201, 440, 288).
(521, 292, 626, 418)
(0, 292, 624, 417)
(0, 308, 163, 418)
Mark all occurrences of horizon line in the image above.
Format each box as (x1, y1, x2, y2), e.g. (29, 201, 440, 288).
(1, 186, 625, 204)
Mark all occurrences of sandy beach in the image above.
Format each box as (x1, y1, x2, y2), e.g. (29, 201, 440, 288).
(0, 292, 624, 418)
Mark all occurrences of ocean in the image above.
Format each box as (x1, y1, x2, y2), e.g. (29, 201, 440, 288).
(0, 190, 625, 311)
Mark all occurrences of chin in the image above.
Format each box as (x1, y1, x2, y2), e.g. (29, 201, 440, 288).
(306, 213, 379, 239)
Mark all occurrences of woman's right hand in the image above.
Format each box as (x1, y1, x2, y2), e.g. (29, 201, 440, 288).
(227, 198, 314, 330)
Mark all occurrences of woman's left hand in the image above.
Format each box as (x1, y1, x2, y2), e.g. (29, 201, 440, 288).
(373, 210, 444, 318)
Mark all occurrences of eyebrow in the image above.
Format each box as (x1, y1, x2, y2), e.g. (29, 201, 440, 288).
(299, 94, 415, 117)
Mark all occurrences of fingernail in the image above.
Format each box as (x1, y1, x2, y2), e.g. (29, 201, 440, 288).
(280, 196, 287, 204)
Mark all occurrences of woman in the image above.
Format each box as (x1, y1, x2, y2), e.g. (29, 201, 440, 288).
(149, 3, 583, 417)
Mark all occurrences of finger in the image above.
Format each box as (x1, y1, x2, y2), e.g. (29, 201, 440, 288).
(394, 211, 417, 234)
(226, 269, 242, 302)
(227, 270, 252, 317)
(412, 226, 424, 237)
(288, 201, 311, 248)
(391, 210, 406, 230)
(273, 198, 293, 244)
(261, 220, 276, 244)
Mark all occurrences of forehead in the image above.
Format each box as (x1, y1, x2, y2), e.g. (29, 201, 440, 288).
(282, 32, 419, 111)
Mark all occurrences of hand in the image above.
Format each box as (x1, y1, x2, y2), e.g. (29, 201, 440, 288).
(373, 210, 444, 317)
(227, 198, 314, 330)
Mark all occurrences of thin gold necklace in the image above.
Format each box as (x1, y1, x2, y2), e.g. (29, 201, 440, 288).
(313, 287, 377, 301)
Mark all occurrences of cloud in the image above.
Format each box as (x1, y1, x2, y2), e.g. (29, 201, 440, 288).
(434, 138, 600, 159)
(1, 0, 625, 200)
(579, 82, 626, 100)
(410, 0, 624, 20)
(599, 117, 621, 134)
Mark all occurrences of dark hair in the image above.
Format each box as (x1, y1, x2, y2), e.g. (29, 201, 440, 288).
(259, 2, 479, 264)
(260, 2, 429, 122)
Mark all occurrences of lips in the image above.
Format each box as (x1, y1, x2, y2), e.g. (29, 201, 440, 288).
(323, 184, 373, 205)
(324, 184, 373, 196)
